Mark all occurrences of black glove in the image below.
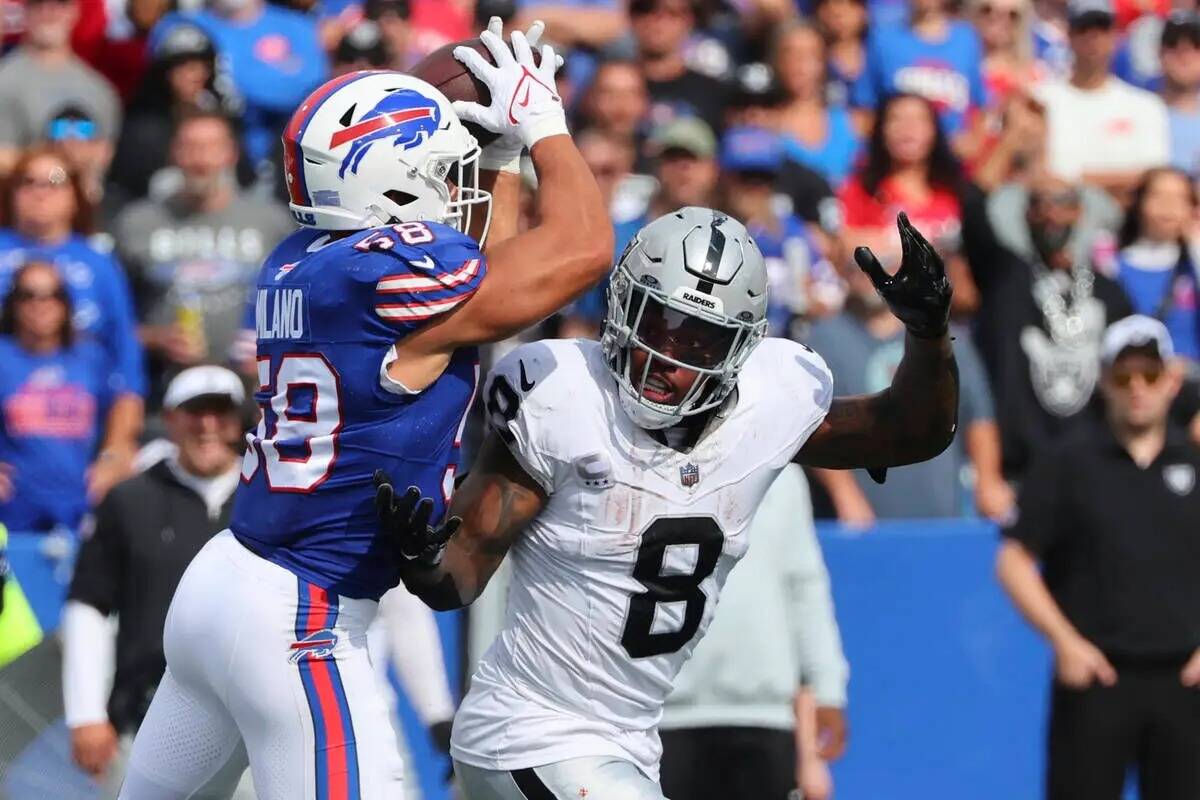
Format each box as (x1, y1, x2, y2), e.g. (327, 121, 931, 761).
(373, 470, 460, 567)
(854, 212, 953, 340)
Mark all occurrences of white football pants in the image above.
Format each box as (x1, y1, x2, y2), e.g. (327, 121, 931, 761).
(119, 530, 406, 800)
(455, 757, 669, 800)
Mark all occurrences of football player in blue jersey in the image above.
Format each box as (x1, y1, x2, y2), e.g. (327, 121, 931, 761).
(118, 19, 613, 800)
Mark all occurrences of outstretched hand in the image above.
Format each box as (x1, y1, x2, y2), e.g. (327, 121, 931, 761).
(374, 470, 460, 567)
(853, 212, 952, 340)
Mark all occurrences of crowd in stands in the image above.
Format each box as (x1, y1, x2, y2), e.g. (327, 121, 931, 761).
(0, 0, 1199, 539)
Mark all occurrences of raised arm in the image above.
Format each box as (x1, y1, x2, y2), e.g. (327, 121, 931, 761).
(796, 214, 958, 474)
(375, 432, 547, 611)
(397, 26, 611, 358)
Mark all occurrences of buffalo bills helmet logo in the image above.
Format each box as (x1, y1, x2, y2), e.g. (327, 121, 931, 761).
(330, 89, 442, 178)
(289, 627, 339, 663)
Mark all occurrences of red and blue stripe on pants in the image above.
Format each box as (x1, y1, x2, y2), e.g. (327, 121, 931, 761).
(295, 579, 361, 800)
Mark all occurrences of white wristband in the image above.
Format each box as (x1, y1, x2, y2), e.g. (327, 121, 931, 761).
(479, 149, 523, 174)
(518, 111, 570, 150)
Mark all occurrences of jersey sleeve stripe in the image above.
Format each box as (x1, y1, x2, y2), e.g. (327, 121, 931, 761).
(375, 289, 477, 322)
(376, 258, 482, 294)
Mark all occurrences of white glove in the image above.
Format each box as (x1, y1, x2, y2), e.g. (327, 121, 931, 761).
(453, 21, 568, 152)
(475, 17, 540, 172)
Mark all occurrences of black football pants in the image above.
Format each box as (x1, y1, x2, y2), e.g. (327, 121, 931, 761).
(1047, 665, 1200, 800)
(659, 726, 795, 800)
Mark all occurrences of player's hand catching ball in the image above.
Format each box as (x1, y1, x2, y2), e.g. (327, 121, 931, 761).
(374, 470, 460, 567)
(853, 212, 953, 340)
(452, 20, 567, 151)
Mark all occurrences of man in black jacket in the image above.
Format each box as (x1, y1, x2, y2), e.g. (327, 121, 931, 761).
(62, 366, 252, 798)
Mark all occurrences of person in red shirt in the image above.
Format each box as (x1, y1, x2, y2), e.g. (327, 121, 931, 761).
(839, 92, 982, 315)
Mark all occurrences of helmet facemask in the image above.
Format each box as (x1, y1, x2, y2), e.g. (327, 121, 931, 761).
(603, 263, 767, 430)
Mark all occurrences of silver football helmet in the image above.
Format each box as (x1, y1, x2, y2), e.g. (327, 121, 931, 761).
(601, 207, 769, 430)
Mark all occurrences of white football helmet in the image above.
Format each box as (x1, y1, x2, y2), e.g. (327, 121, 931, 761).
(602, 207, 769, 430)
(281, 70, 491, 239)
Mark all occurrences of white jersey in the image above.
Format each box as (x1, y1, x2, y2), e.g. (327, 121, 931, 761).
(450, 337, 833, 778)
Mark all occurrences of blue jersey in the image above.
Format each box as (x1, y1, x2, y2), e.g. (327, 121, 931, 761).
(0, 336, 115, 532)
(230, 222, 485, 600)
(0, 231, 146, 397)
(852, 20, 988, 137)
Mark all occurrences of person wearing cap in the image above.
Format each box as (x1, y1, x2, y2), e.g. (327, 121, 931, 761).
(1034, 0, 1170, 200)
(718, 126, 839, 333)
(332, 20, 393, 75)
(43, 105, 112, 210)
(997, 314, 1200, 800)
(62, 365, 255, 799)
(1159, 11, 1200, 175)
(0, 0, 121, 176)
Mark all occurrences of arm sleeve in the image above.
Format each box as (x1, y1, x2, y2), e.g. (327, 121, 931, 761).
(368, 229, 487, 334)
(770, 339, 835, 467)
(1000, 447, 1064, 555)
(780, 467, 850, 708)
(481, 344, 569, 493)
(67, 493, 124, 615)
(61, 600, 116, 727)
(376, 584, 455, 725)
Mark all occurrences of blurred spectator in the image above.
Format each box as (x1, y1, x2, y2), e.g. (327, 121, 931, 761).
(71, 0, 170, 104)
(976, 172, 1133, 479)
(718, 127, 839, 333)
(971, 91, 1049, 191)
(0, 145, 145, 407)
(512, 0, 627, 55)
(332, 20, 392, 74)
(972, 0, 1046, 103)
(62, 366, 252, 798)
(154, 0, 328, 171)
(578, 58, 650, 159)
(1159, 11, 1200, 174)
(1112, 167, 1200, 361)
(850, 0, 988, 145)
(0, 0, 120, 176)
(773, 22, 862, 187)
(0, 262, 135, 534)
(838, 93, 983, 317)
(577, 126, 656, 226)
(362, 0, 418, 68)
(806, 269, 1012, 523)
(997, 316, 1200, 800)
(1032, 0, 1073, 78)
(109, 23, 244, 207)
(660, 466, 848, 800)
(44, 105, 111, 214)
(113, 110, 293, 413)
(812, 0, 868, 106)
(563, 118, 719, 335)
(1035, 0, 1170, 200)
(630, 0, 728, 135)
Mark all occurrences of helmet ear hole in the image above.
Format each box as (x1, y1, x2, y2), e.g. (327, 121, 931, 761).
(384, 190, 419, 207)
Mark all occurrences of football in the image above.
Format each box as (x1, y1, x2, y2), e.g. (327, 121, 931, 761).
(410, 37, 544, 148)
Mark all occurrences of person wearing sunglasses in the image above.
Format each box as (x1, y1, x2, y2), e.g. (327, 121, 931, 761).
(0, 261, 133, 534)
(43, 105, 112, 211)
(0, 0, 121, 177)
(998, 314, 1200, 800)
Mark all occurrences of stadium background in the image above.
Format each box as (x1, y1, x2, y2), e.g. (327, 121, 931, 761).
(0, 0, 1197, 795)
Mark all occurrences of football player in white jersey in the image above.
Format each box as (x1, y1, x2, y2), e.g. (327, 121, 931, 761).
(375, 207, 958, 800)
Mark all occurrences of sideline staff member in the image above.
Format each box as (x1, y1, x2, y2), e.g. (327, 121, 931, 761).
(997, 315, 1200, 800)
(61, 366, 252, 798)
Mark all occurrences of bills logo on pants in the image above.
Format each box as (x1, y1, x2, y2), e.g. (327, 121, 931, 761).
(295, 579, 361, 800)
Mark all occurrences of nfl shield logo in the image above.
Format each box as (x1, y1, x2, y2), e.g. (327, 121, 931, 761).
(680, 463, 700, 487)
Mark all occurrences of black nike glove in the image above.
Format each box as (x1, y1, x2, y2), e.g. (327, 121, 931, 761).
(854, 212, 953, 341)
(373, 470, 460, 567)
